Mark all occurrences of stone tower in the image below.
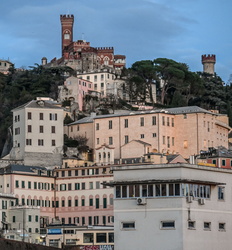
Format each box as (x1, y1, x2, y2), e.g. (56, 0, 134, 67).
(201, 54, 216, 75)
(60, 14, 74, 56)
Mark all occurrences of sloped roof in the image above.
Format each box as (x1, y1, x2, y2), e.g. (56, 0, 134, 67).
(12, 100, 63, 112)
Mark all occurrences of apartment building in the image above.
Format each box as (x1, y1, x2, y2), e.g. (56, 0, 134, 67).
(66, 106, 230, 161)
(77, 68, 122, 97)
(10, 97, 64, 167)
(109, 163, 232, 250)
(58, 76, 94, 111)
(0, 161, 114, 246)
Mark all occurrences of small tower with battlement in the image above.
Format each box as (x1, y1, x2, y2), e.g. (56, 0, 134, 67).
(201, 54, 216, 75)
(60, 14, 74, 56)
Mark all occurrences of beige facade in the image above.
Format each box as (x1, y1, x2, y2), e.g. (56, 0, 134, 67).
(77, 69, 122, 97)
(10, 98, 64, 167)
(67, 106, 230, 161)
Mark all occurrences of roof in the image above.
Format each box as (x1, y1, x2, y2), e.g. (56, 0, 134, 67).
(106, 178, 225, 186)
(0, 164, 48, 175)
(12, 99, 63, 112)
(69, 106, 217, 125)
(122, 140, 151, 147)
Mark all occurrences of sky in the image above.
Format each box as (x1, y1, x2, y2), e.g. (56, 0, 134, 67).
(1, 0, 232, 82)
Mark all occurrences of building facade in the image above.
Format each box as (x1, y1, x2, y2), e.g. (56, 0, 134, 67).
(10, 98, 64, 167)
(66, 106, 230, 161)
(110, 163, 232, 250)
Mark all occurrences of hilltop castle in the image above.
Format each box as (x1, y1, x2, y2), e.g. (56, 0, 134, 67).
(42, 14, 126, 74)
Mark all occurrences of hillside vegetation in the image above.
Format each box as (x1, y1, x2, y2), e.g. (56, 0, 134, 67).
(0, 59, 231, 155)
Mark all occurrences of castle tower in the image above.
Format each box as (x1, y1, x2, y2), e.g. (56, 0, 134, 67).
(60, 14, 74, 56)
(201, 54, 216, 75)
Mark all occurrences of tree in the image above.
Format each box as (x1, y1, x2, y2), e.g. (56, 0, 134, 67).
(125, 60, 157, 105)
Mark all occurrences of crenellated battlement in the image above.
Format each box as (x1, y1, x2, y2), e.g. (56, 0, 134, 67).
(60, 14, 74, 20)
(96, 47, 114, 52)
(202, 54, 216, 63)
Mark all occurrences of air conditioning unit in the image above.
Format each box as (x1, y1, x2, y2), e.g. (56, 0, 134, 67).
(137, 197, 146, 205)
(198, 198, 205, 205)
(186, 196, 193, 203)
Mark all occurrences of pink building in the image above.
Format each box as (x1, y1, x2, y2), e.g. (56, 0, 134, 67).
(58, 76, 94, 111)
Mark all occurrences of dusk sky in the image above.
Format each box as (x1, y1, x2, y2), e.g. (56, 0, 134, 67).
(1, 0, 232, 82)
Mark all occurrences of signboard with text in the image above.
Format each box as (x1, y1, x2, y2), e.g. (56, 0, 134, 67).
(83, 246, 114, 250)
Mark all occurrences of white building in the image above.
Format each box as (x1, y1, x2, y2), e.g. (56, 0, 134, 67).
(77, 68, 123, 97)
(10, 98, 64, 167)
(110, 163, 232, 250)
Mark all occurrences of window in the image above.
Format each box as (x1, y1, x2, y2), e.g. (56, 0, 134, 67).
(97, 138, 99, 144)
(162, 116, 165, 126)
(82, 217, 85, 225)
(167, 117, 170, 126)
(35, 215, 39, 222)
(218, 186, 225, 200)
(68, 170, 71, 177)
(109, 120, 113, 129)
(163, 136, 165, 145)
(188, 221, 195, 229)
(94, 75, 97, 82)
(28, 181, 31, 189)
(96, 123, 99, 130)
(12, 216, 16, 222)
(89, 182, 93, 189)
(51, 126, 56, 133)
(152, 116, 156, 125)
(15, 127, 20, 135)
(82, 199, 85, 206)
(68, 200, 72, 207)
(94, 216, 99, 225)
(140, 134, 144, 139)
(75, 199, 78, 207)
(124, 119, 128, 128)
(84, 233, 93, 243)
(109, 137, 113, 145)
(75, 183, 80, 190)
(172, 137, 175, 146)
(60, 184, 66, 191)
(103, 198, 107, 208)
(222, 159, 226, 166)
(27, 112, 32, 120)
(75, 170, 78, 176)
(140, 117, 144, 126)
(96, 233, 107, 243)
(81, 183, 85, 190)
(161, 221, 175, 229)
(39, 113, 43, 120)
(39, 126, 43, 133)
(28, 125, 32, 133)
(26, 139, 32, 145)
(50, 113, 57, 121)
(38, 139, 44, 146)
(34, 182, 37, 189)
(122, 222, 135, 229)
(96, 198, 99, 209)
(94, 84, 97, 90)
(52, 140, 56, 146)
(96, 182, 100, 189)
(204, 222, 211, 230)
(28, 215, 32, 222)
(21, 181, 25, 188)
(68, 183, 72, 190)
(89, 216, 92, 225)
(125, 135, 129, 144)
(62, 200, 65, 207)
(172, 118, 174, 127)
(153, 133, 157, 138)
(108, 233, 114, 243)
(219, 223, 225, 231)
